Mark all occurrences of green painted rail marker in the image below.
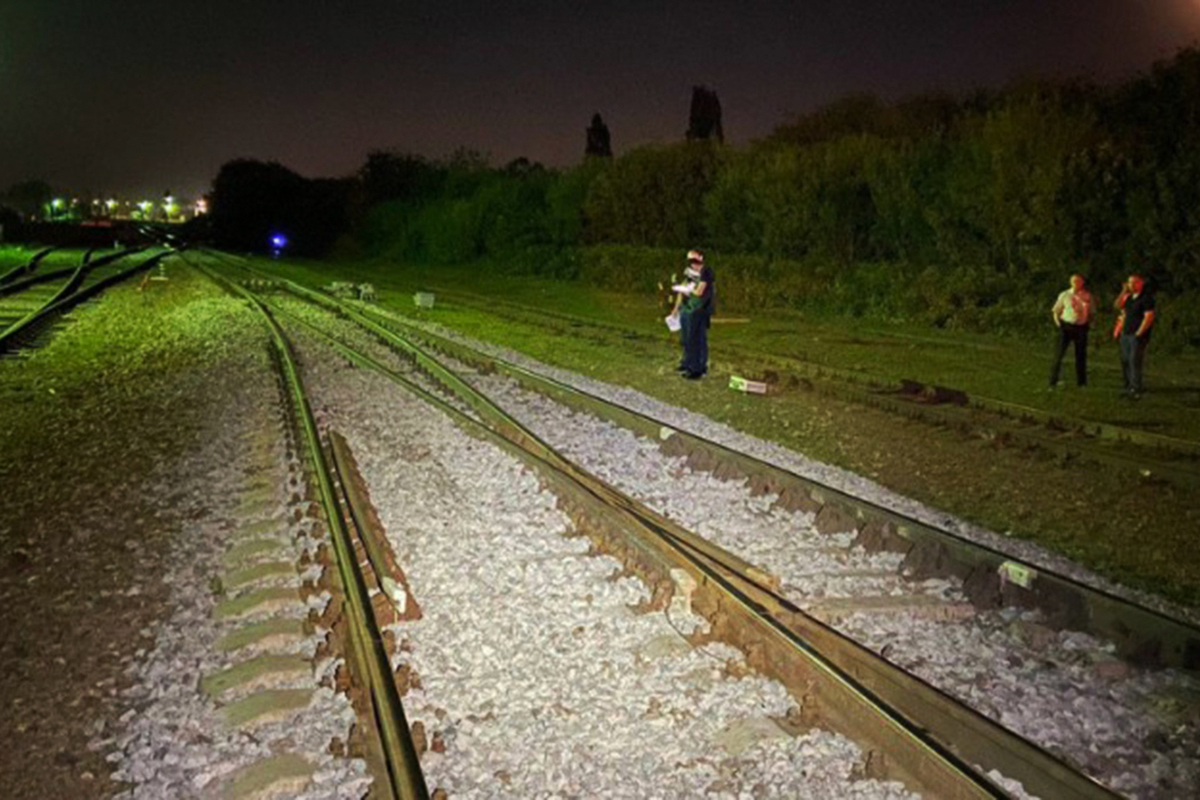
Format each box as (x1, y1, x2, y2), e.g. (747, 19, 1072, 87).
(999, 561, 1036, 590)
(729, 375, 768, 394)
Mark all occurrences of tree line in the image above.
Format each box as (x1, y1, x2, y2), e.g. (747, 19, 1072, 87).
(205, 51, 1200, 348)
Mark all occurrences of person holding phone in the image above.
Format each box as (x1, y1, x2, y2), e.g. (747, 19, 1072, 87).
(1112, 274, 1156, 399)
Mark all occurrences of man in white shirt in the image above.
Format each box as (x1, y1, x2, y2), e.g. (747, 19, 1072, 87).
(1049, 273, 1096, 389)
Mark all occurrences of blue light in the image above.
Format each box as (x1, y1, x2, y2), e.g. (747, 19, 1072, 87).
(270, 234, 288, 249)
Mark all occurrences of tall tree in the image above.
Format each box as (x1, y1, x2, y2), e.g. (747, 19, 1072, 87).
(2, 179, 54, 219)
(209, 159, 351, 255)
(585, 113, 612, 158)
(686, 86, 724, 143)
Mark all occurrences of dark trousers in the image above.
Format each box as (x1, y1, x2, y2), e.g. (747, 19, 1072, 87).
(677, 310, 692, 367)
(1119, 332, 1150, 394)
(1049, 322, 1089, 386)
(683, 311, 710, 375)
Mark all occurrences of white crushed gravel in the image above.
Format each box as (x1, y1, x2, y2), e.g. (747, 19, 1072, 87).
(270, 295, 481, 420)
(92, 343, 370, 800)
(295, 335, 922, 799)
(372, 306, 1200, 630)
(439, 347, 1200, 799)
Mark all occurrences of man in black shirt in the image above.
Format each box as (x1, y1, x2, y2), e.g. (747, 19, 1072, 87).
(1112, 274, 1156, 399)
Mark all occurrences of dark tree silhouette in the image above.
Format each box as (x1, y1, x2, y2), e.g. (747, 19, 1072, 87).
(0, 204, 20, 236)
(209, 159, 352, 255)
(686, 86, 723, 143)
(2, 179, 54, 219)
(585, 113, 612, 158)
(359, 151, 444, 206)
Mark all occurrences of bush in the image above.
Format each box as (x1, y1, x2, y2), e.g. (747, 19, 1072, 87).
(339, 49, 1200, 351)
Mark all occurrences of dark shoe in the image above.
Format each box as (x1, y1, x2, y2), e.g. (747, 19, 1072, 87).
(681, 371, 702, 380)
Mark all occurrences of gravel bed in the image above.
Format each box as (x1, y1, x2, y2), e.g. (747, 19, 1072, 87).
(294, 335, 921, 799)
(452, 359, 1200, 798)
(269, 294, 481, 421)
(368, 305, 1200, 629)
(93, 343, 369, 799)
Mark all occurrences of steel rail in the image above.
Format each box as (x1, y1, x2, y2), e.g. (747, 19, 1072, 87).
(38, 248, 136, 314)
(0, 246, 56, 286)
(0, 265, 78, 299)
(192, 260, 429, 800)
(276, 278, 773, 585)
(342, 297, 1200, 672)
(327, 432, 412, 618)
(425, 285, 1200, 459)
(261, 288, 1121, 800)
(199, 251, 1200, 668)
(0, 248, 155, 355)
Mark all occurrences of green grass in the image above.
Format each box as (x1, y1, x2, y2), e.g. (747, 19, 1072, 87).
(0, 246, 37, 272)
(0, 246, 101, 276)
(258, 255, 1200, 442)
(241, 254, 1200, 610)
(0, 260, 265, 482)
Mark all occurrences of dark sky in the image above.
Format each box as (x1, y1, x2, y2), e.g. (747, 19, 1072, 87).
(3, 1, 1199, 201)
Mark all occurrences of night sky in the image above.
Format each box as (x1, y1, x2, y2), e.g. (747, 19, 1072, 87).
(3, 1, 1199, 201)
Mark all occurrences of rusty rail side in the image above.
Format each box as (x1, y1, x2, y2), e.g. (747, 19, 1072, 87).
(278, 311, 1066, 800)
(350, 300, 1200, 673)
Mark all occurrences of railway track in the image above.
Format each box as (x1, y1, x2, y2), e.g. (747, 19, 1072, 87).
(90, 263, 426, 800)
(185, 250, 1200, 797)
(218, 266, 1006, 798)
(412, 286, 1200, 479)
(0, 246, 159, 355)
(0, 246, 57, 286)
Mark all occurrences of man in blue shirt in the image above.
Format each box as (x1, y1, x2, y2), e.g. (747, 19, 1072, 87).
(1112, 274, 1156, 399)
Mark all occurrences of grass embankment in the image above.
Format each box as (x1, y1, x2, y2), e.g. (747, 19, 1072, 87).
(0, 254, 262, 484)
(250, 255, 1200, 609)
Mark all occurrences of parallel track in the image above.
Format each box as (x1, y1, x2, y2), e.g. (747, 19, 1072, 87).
(189, 250, 1153, 799)
(0, 247, 156, 355)
(0, 246, 56, 286)
(423, 286, 1200, 470)
(311, 281, 1200, 671)
(196, 262, 430, 800)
